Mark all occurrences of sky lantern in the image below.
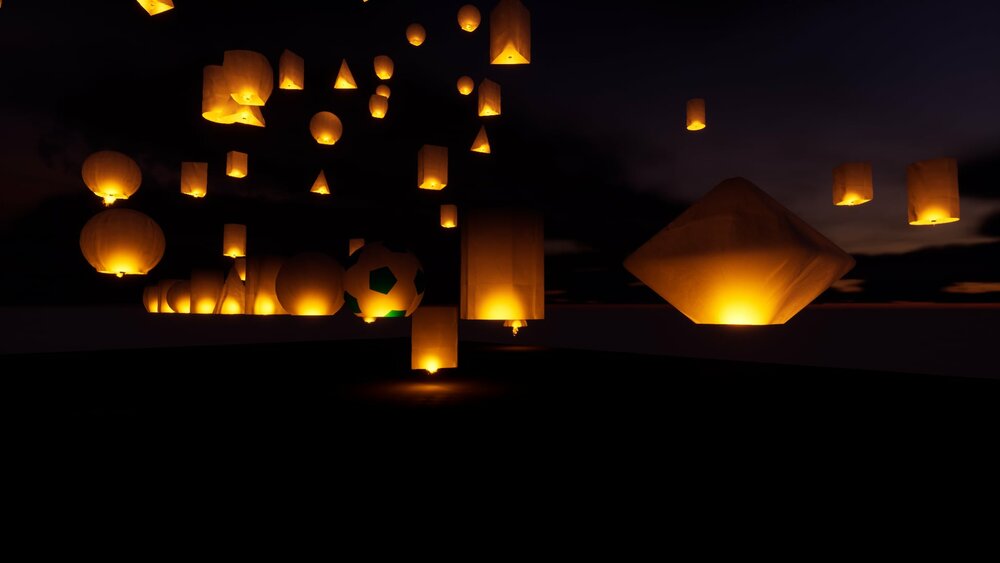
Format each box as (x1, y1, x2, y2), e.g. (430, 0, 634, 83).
(143, 286, 160, 313)
(833, 162, 873, 206)
(181, 162, 208, 198)
(275, 252, 346, 316)
(624, 177, 855, 325)
(226, 151, 248, 178)
(457, 5, 482, 32)
(157, 279, 179, 313)
(460, 209, 544, 334)
(245, 256, 287, 315)
(373, 55, 394, 80)
(223, 224, 247, 258)
(166, 281, 191, 314)
(333, 59, 358, 89)
(191, 270, 224, 315)
(80, 209, 165, 278)
(310, 112, 343, 145)
(343, 242, 425, 323)
(81, 150, 142, 206)
(471, 126, 491, 153)
(417, 145, 448, 190)
(375, 84, 391, 99)
(279, 49, 304, 90)
(411, 306, 458, 374)
(136, 0, 173, 16)
(406, 23, 427, 46)
(907, 158, 960, 225)
(203, 65, 267, 126)
(234, 257, 247, 281)
(311, 171, 330, 195)
(686, 98, 706, 131)
(349, 238, 365, 256)
(490, 0, 531, 64)
(441, 204, 458, 228)
(222, 50, 273, 106)
(217, 268, 245, 314)
(369, 94, 389, 119)
(457, 76, 474, 95)
(478, 78, 501, 116)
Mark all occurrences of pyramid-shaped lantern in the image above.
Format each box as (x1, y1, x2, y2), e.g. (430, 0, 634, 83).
(334, 59, 358, 89)
(471, 126, 491, 154)
(490, 0, 530, 64)
(624, 177, 855, 325)
(311, 171, 330, 195)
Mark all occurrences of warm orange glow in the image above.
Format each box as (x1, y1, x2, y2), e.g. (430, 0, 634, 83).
(907, 158, 960, 225)
(364, 317, 376, 324)
(275, 252, 345, 316)
(440, 204, 458, 229)
(137, 0, 173, 16)
(143, 286, 160, 313)
(245, 256, 288, 315)
(279, 49, 304, 90)
(226, 151, 248, 178)
(406, 23, 427, 46)
(311, 170, 330, 195)
(202, 66, 267, 127)
(181, 162, 208, 198)
(503, 320, 526, 335)
(457, 76, 475, 96)
(490, 0, 531, 64)
(349, 238, 365, 256)
(471, 125, 491, 153)
(156, 280, 178, 313)
(833, 162, 873, 206)
(333, 59, 357, 89)
(166, 281, 191, 314)
(343, 242, 425, 322)
(373, 55, 394, 80)
(222, 224, 247, 258)
(310, 112, 343, 145)
(375, 85, 391, 99)
(686, 98, 706, 131)
(457, 5, 482, 32)
(80, 208, 165, 277)
(234, 257, 247, 282)
(369, 94, 389, 119)
(82, 151, 142, 206)
(478, 79, 501, 117)
(418, 145, 449, 190)
(411, 306, 459, 373)
(222, 50, 273, 106)
(191, 270, 224, 315)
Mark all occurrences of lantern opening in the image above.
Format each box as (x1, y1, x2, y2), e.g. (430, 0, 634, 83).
(504, 320, 527, 335)
(364, 317, 376, 324)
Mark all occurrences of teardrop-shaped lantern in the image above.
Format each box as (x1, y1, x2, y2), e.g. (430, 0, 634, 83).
(82, 150, 142, 206)
(457, 76, 475, 96)
(310, 112, 343, 145)
(369, 94, 389, 119)
(375, 84, 391, 99)
(406, 23, 427, 46)
(373, 55, 394, 80)
(457, 5, 481, 32)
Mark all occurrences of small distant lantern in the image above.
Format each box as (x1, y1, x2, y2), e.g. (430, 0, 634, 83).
(440, 204, 458, 229)
(166, 281, 192, 314)
(457, 76, 475, 96)
(490, 0, 531, 65)
(222, 50, 273, 106)
(406, 23, 427, 46)
(418, 145, 449, 190)
(181, 162, 208, 198)
(349, 238, 365, 256)
(136, 0, 173, 16)
(223, 224, 247, 258)
(245, 256, 288, 315)
(833, 162, 873, 206)
(471, 126, 491, 153)
(411, 306, 459, 374)
(311, 171, 331, 195)
(191, 269, 224, 315)
(310, 112, 343, 145)
(275, 252, 346, 316)
(686, 98, 706, 131)
(82, 150, 142, 206)
(907, 158, 960, 225)
(375, 84, 391, 99)
(369, 94, 389, 119)
(80, 208, 165, 278)
(457, 5, 481, 32)
(373, 55, 394, 80)
(279, 49, 304, 90)
(478, 78, 501, 116)
(333, 59, 358, 89)
(226, 151, 248, 178)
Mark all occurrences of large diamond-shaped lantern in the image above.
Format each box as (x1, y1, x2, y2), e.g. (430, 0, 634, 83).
(624, 177, 855, 325)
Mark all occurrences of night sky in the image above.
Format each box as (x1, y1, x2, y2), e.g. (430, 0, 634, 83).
(1, 0, 998, 306)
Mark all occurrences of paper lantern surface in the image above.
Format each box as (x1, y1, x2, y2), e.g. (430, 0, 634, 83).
(369, 94, 389, 119)
(166, 281, 191, 314)
(181, 162, 208, 198)
(490, 0, 531, 64)
(907, 158, 960, 225)
(457, 76, 474, 95)
(157, 279, 179, 314)
(333, 59, 358, 89)
(279, 49, 304, 90)
(245, 256, 288, 315)
(440, 204, 458, 229)
(226, 151, 248, 178)
(832, 162, 873, 206)
(80, 209, 165, 277)
(478, 79, 501, 116)
(216, 268, 245, 315)
(137, 0, 173, 16)
(686, 98, 706, 131)
(343, 242, 425, 323)
(223, 224, 247, 258)
(406, 23, 427, 46)
(375, 85, 391, 99)
(234, 257, 247, 281)
(457, 5, 482, 32)
(624, 177, 855, 325)
(223, 50, 273, 106)
(310, 112, 343, 145)
(417, 145, 448, 190)
(275, 252, 346, 316)
(373, 55, 394, 80)
(82, 150, 142, 206)
(311, 171, 330, 195)
(411, 306, 459, 373)
(191, 270, 223, 315)
(349, 238, 365, 256)
(143, 285, 160, 313)
(471, 126, 491, 153)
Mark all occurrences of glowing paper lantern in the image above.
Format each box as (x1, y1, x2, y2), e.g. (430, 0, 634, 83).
(191, 270, 223, 315)
(375, 85, 391, 99)
(418, 145, 448, 190)
(490, 0, 530, 65)
(80, 209, 165, 278)
(311, 171, 330, 195)
(457, 5, 482, 32)
(166, 281, 191, 314)
(217, 268, 245, 314)
(623, 177, 855, 325)
(686, 98, 706, 131)
(907, 158, 960, 225)
(279, 49, 304, 90)
(223, 224, 247, 258)
(460, 209, 544, 333)
(369, 95, 389, 119)
(223, 50, 273, 106)
(82, 150, 142, 206)
(202, 65, 267, 126)
(275, 252, 346, 316)
(373, 56, 394, 80)
(478, 79, 501, 116)
(411, 306, 458, 374)
(441, 204, 458, 228)
(234, 257, 247, 281)
(343, 242, 425, 323)
(310, 112, 343, 145)
(833, 162, 873, 206)
(137, 0, 173, 16)
(153, 280, 178, 314)
(245, 256, 287, 315)
(457, 76, 475, 96)
(226, 151, 248, 178)
(181, 162, 208, 198)
(333, 59, 358, 89)
(406, 23, 427, 46)
(143, 286, 160, 313)
(471, 126, 491, 153)
(349, 238, 365, 256)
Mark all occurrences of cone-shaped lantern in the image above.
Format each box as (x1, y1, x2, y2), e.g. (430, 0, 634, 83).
(310, 112, 343, 145)
(181, 162, 208, 198)
(418, 145, 448, 190)
(407, 23, 426, 46)
(441, 204, 458, 228)
(471, 126, 491, 153)
(833, 162, 873, 206)
(223, 224, 247, 258)
(624, 177, 856, 325)
(461, 209, 544, 334)
(349, 238, 365, 256)
(490, 0, 531, 65)
(226, 151, 248, 178)
(191, 270, 224, 315)
(143, 285, 160, 313)
(686, 98, 706, 131)
(907, 158, 960, 225)
(411, 306, 459, 374)
(137, 0, 173, 16)
(373, 55, 394, 80)
(343, 243, 425, 323)
(245, 256, 287, 315)
(279, 49, 304, 90)
(375, 85, 391, 99)
(457, 76, 475, 96)
(80, 209, 165, 278)
(369, 94, 389, 119)
(333, 59, 358, 89)
(458, 5, 482, 32)
(216, 268, 245, 315)
(276, 252, 346, 316)
(222, 50, 273, 106)
(311, 171, 330, 195)
(82, 151, 142, 206)
(166, 281, 191, 314)
(478, 79, 501, 117)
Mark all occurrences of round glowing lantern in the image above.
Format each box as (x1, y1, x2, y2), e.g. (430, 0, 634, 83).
(457, 5, 482, 32)
(406, 23, 426, 46)
(80, 208, 165, 278)
(457, 76, 475, 95)
(275, 252, 345, 316)
(369, 94, 389, 119)
(375, 84, 391, 99)
(343, 242, 425, 323)
(82, 151, 142, 206)
(166, 281, 191, 314)
(373, 55, 394, 80)
(142, 285, 160, 313)
(310, 112, 343, 145)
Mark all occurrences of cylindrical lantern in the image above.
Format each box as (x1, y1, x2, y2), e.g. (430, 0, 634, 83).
(686, 98, 706, 131)
(279, 49, 304, 90)
(157, 279, 179, 313)
(373, 55, 394, 80)
(181, 161, 208, 198)
(375, 84, 391, 99)
(369, 95, 389, 119)
(457, 5, 482, 32)
(418, 145, 449, 190)
(349, 238, 365, 256)
(226, 150, 248, 178)
(234, 257, 247, 281)
(343, 242, 425, 323)
(80, 208, 165, 278)
(143, 285, 160, 313)
(833, 162, 873, 206)
(223, 224, 247, 258)
(907, 158, 960, 225)
(411, 306, 458, 374)
(275, 252, 346, 316)
(217, 268, 245, 315)
(245, 256, 288, 315)
(441, 204, 458, 229)
(191, 269, 223, 315)
(82, 151, 142, 206)
(478, 78, 501, 116)
(406, 23, 427, 46)
(333, 59, 357, 89)
(137, 0, 174, 16)
(461, 209, 544, 333)
(310, 112, 343, 145)
(471, 126, 491, 153)
(222, 50, 273, 106)
(311, 170, 330, 195)
(490, 0, 531, 64)
(457, 76, 475, 96)
(166, 280, 191, 314)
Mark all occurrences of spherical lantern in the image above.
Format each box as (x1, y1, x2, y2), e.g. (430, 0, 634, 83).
(373, 55, 394, 80)
(406, 23, 427, 46)
(80, 208, 165, 278)
(82, 151, 142, 206)
(375, 84, 391, 99)
(369, 94, 389, 119)
(457, 76, 475, 95)
(166, 281, 191, 314)
(310, 111, 343, 145)
(275, 252, 345, 316)
(457, 5, 482, 32)
(343, 242, 425, 323)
